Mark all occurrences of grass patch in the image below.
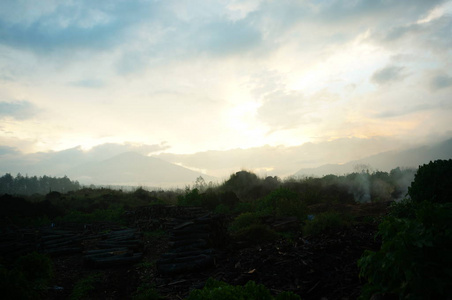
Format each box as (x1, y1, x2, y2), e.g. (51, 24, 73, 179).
(70, 272, 103, 300)
(143, 229, 167, 239)
(187, 278, 300, 300)
(133, 283, 161, 300)
(303, 211, 351, 236)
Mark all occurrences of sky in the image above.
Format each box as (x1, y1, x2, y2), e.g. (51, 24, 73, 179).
(1, 0, 452, 179)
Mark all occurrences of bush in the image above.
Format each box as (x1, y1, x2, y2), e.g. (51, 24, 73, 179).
(358, 201, 452, 299)
(70, 273, 103, 300)
(214, 203, 231, 214)
(133, 283, 161, 300)
(187, 278, 300, 300)
(229, 212, 261, 233)
(0, 252, 54, 299)
(233, 223, 279, 244)
(303, 211, 350, 236)
(408, 159, 452, 203)
(0, 265, 38, 299)
(177, 188, 202, 206)
(388, 198, 417, 219)
(56, 207, 125, 224)
(15, 252, 54, 290)
(258, 188, 307, 220)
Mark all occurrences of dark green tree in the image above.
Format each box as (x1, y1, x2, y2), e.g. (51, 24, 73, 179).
(408, 159, 452, 203)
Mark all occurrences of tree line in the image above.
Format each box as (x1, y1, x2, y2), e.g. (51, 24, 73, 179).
(0, 173, 81, 195)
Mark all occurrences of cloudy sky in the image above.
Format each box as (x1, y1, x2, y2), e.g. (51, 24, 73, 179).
(1, 0, 452, 178)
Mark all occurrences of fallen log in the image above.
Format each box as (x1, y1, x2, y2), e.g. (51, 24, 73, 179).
(87, 253, 143, 267)
(168, 242, 208, 253)
(170, 232, 211, 241)
(160, 248, 215, 259)
(169, 238, 207, 248)
(96, 241, 142, 249)
(84, 247, 129, 255)
(158, 253, 213, 265)
(157, 255, 214, 274)
(84, 250, 131, 261)
(42, 246, 82, 256)
(41, 237, 83, 248)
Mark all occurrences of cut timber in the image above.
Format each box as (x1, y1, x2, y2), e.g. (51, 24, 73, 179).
(157, 255, 214, 275)
(86, 253, 143, 267)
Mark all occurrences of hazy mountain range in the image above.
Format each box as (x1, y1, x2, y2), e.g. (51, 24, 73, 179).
(295, 138, 452, 177)
(0, 137, 451, 188)
(65, 152, 216, 188)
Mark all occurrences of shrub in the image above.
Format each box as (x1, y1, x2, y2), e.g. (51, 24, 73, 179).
(56, 207, 125, 224)
(229, 212, 261, 233)
(0, 252, 54, 299)
(15, 252, 54, 290)
(358, 201, 452, 299)
(70, 273, 103, 300)
(258, 188, 307, 220)
(214, 203, 231, 214)
(233, 223, 279, 244)
(303, 211, 350, 236)
(408, 159, 452, 203)
(388, 198, 417, 219)
(187, 278, 300, 300)
(177, 188, 202, 206)
(133, 283, 161, 300)
(0, 265, 37, 299)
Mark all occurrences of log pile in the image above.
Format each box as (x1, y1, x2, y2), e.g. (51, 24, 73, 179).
(83, 228, 143, 268)
(157, 213, 227, 275)
(39, 228, 84, 256)
(127, 205, 210, 231)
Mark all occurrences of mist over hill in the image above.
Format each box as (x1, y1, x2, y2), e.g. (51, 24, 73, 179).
(0, 137, 451, 188)
(295, 138, 452, 177)
(65, 152, 216, 188)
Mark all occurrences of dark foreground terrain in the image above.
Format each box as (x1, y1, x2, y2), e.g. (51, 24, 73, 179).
(1, 203, 386, 299)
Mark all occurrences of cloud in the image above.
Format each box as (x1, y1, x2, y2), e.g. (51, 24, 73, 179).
(0, 1, 157, 53)
(69, 79, 105, 88)
(257, 90, 315, 130)
(157, 137, 412, 177)
(430, 73, 452, 90)
(0, 145, 19, 156)
(0, 141, 171, 176)
(86, 142, 170, 159)
(377, 14, 452, 54)
(374, 103, 435, 119)
(195, 18, 262, 56)
(371, 65, 407, 85)
(0, 100, 39, 120)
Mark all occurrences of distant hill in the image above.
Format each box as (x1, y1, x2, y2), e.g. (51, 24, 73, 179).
(65, 152, 216, 188)
(294, 138, 452, 177)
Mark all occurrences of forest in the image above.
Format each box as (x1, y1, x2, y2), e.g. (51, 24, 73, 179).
(0, 160, 450, 299)
(0, 173, 81, 195)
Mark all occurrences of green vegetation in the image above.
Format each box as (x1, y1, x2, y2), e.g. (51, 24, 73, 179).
(70, 272, 104, 300)
(55, 206, 126, 224)
(178, 188, 203, 206)
(303, 211, 352, 236)
(408, 159, 452, 203)
(133, 283, 162, 300)
(257, 188, 307, 220)
(1, 161, 448, 299)
(358, 160, 452, 299)
(187, 278, 300, 300)
(0, 173, 81, 195)
(229, 212, 261, 233)
(0, 252, 54, 299)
